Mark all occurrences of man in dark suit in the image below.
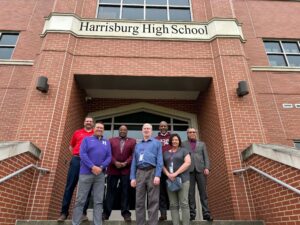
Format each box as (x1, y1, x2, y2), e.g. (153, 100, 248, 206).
(182, 128, 213, 221)
(103, 125, 136, 221)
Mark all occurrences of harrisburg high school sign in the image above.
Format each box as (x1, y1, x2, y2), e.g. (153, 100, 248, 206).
(42, 13, 244, 42)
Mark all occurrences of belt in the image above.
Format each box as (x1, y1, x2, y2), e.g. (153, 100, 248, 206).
(137, 165, 155, 171)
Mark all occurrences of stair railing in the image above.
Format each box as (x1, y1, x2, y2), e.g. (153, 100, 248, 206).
(233, 166, 300, 195)
(0, 164, 49, 184)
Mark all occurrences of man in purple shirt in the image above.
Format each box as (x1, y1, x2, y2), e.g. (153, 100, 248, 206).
(72, 122, 112, 225)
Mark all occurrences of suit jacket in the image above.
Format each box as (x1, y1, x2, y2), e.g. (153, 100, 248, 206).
(182, 140, 210, 173)
(107, 137, 136, 176)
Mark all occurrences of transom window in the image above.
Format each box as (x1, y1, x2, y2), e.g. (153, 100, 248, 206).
(97, 0, 191, 21)
(0, 32, 19, 59)
(95, 111, 190, 141)
(263, 40, 300, 67)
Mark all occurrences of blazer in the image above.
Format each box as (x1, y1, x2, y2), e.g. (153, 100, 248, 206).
(182, 140, 210, 173)
(107, 137, 136, 176)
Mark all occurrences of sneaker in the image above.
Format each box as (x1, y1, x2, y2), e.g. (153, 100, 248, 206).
(57, 214, 67, 222)
(80, 214, 89, 222)
(159, 214, 167, 221)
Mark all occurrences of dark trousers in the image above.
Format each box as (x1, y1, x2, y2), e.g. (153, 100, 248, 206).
(189, 171, 210, 218)
(136, 168, 159, 225)
(60, 156, 90, 216)
(159, 173, 169, 215)
(103, 174, 131, 218)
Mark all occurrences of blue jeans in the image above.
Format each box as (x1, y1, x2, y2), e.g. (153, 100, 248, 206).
(60, 156, 90, 216)
(72, 173, 105, 225)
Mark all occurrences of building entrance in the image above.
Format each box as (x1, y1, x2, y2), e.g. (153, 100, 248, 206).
(87, 102, 201, 219)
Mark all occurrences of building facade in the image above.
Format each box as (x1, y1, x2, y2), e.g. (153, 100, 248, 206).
(0, 1, 300, 225)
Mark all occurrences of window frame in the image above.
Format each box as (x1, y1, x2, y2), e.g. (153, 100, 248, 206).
(294, 140, 300, 150)
(96, 0, 193, 21)
(263, 40, 300, 67)
(0, 32, 19, 60)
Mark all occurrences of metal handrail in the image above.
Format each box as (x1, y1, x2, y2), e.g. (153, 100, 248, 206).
(0, 164, 49, 184)
(233, 166, 300, 195)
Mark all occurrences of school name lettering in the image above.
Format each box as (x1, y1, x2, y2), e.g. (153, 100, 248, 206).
(79, 22, 208, 36)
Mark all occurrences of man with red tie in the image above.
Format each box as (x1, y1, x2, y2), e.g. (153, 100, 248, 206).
(103, 125, 136, 221)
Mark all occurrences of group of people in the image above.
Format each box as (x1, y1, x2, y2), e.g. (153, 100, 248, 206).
(57, 117, 213, 225)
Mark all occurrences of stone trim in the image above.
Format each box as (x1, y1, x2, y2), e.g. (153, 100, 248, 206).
(242, 143, 300, 170)
(0, 141, 41, 161)
(251, 66, 300, 72)
(0, 60, 34, 66)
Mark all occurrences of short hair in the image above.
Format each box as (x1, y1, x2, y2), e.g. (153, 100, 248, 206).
(169, 133, 182, 147)
(84, 116, 94, 122)
(142, 123, 152, 130)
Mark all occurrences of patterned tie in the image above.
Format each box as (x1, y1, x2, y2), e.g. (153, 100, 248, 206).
(120, 138, 125, 154)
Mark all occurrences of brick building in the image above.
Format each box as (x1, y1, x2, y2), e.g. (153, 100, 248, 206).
(0, 0, 299, 225)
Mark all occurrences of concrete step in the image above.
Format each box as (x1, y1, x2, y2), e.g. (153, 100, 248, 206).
(16, 220, 265, 225)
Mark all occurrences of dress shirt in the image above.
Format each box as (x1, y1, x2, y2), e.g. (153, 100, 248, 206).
(130, 137, 163, 180)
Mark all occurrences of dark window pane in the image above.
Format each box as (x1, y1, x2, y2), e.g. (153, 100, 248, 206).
(294, 142, 300, 150)
(174, 125, 189, 131)
(123, 0, 144, 4)
(0, 33, 18, 45)
(0, 47, 14, 59)
(169, 8, 190, 21)
(282, 42, 300, 53)
(173, 118, 189, 124)
(122, 6, 143, 20)
(268, 55, 287, 66)
(146, 7, 167, 21)
(115, 112, 170, 123)
(264, 41, 282, 53)
(146, 0, 167, 5)
(98, 6, 120, 19)
(100, 0, 121, 3)
(99, 118, 112, 123)
(169, 0, 189, 5)
(287, 55, 300, 67)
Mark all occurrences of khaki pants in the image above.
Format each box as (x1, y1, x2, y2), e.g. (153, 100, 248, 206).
(136, 168, 159, 225)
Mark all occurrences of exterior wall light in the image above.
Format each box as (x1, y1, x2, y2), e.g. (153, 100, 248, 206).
(36, 76, 49, 93)
(236, 80, 249, 97)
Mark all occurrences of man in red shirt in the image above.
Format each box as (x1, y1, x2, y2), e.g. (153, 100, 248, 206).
(155, 121, 171, 221)
(103, 125, 136, 221)
(57, 117, 94, 221)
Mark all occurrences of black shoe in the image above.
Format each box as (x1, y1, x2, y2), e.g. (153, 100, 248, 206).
(203, 214, 213, 221)
(102, 214, 109, 221)
(123, 215, 132, 222)
(190, 216, 195, 221)
(159, 214, 167, 221)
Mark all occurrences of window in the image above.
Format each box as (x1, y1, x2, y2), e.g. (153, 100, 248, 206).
(97, 0, 191, 21)
(263, 40, 300, 67)
(95, 111, 190, 142)
(294, 140, 300, 150)
(0, 33, 19, 59)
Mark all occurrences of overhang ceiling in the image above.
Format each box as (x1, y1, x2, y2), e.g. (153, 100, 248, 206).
(75, 75, 212, 100)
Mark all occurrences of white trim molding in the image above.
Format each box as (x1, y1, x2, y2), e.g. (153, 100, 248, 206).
(0, 141, 41, 161)
(251, 66, 300, 72)
(42, 13, 245, 42)
(0, 60, 34, 66)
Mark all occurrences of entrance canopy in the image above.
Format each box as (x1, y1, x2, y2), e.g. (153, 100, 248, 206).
(75, 75, 212, 100)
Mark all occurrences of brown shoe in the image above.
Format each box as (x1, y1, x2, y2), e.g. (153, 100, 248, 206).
(57, 214, 67, 222)
(159, 214, 167, 221)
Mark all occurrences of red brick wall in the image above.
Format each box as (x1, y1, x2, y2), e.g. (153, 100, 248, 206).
(0, 153, 40, 225)
(241, 155, 300, 225)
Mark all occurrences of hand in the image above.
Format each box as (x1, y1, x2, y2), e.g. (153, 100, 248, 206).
(204, 168, 210, 176)
(120, 162, 127, 167)
(131, 179, 137, 188)
(91, 166, 102, 175)
(167, 173, 176, 181)
(153, 176, 160, 186)
(115, 161, 123, 168)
